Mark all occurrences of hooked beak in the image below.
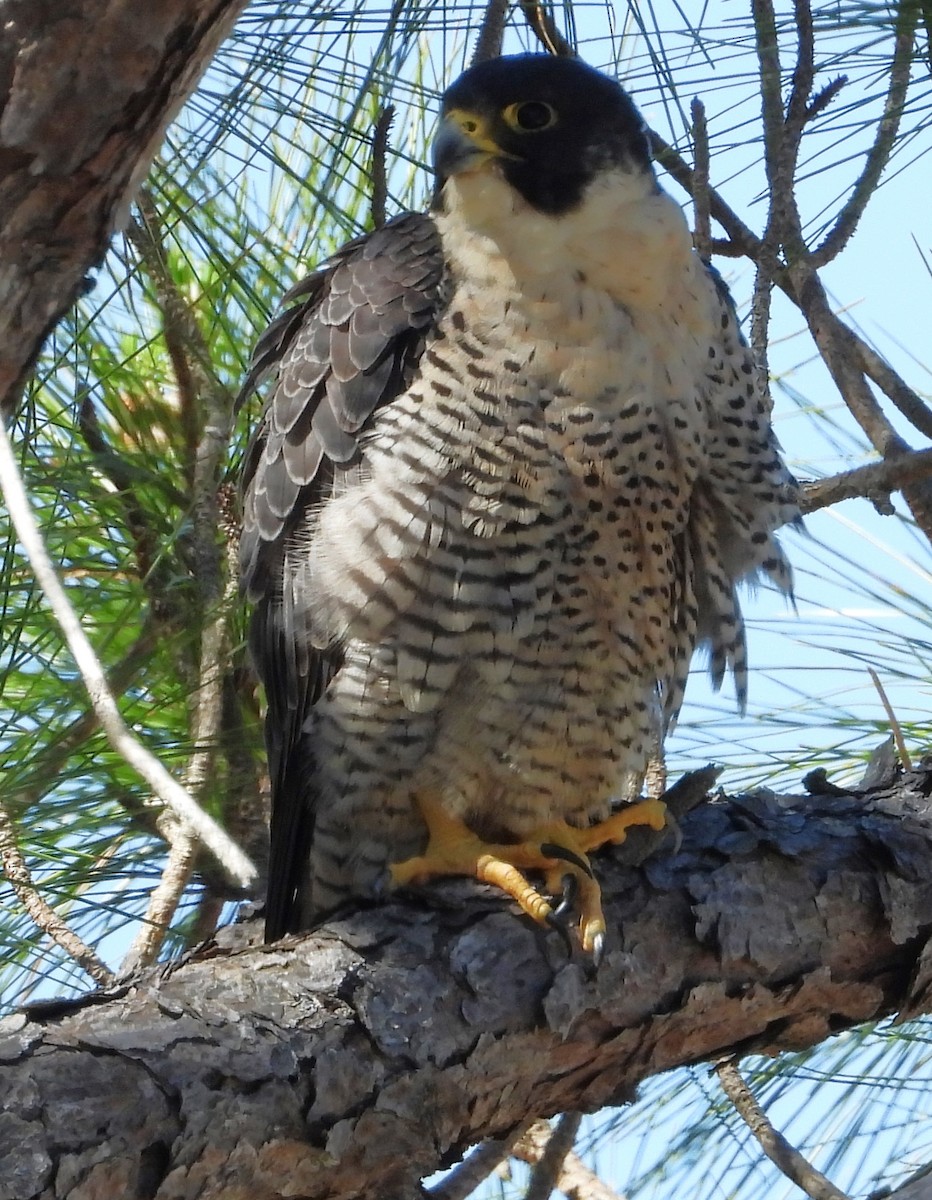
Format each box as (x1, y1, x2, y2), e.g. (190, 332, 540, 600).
(432, 109, 517, 179)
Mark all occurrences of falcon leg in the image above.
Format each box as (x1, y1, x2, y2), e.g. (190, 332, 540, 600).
(389, 793, 670, 959)
(533, 797, 670, 956)
(389, 792, 561, 926)
(573, 796, 669, 851)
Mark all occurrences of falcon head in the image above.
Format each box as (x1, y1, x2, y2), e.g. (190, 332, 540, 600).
(432, 55, 652, 216)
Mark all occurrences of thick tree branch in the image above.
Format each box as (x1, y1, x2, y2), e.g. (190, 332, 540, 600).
(3, 770, 932, 1199)
(0, 0, 249, 416)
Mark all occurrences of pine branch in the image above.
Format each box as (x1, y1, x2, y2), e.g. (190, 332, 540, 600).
(0, 800, 115, 990)
(716, 1060, 851, 1200)
(690, 99, 712, 263)
(472, 0, 510, 65)
(369, 105, 395, 230)
(797, 448, 932, 515)
(812, 3, 919, 267)
(0, 419, 257, 891)
(518, 1, 576, 57)
(513, 1119, 625, 1200)
(4, 769, 932, 1198)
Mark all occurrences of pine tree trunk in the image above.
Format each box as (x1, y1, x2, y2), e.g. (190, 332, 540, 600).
(0, 0, 249, 414)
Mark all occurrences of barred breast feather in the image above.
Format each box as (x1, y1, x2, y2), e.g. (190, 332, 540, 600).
(240, 178, 798, 937)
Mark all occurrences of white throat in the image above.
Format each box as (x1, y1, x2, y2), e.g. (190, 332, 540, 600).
(436, 164, 703, 315)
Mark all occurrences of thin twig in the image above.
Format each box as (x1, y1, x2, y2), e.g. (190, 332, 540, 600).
(750, 263, 774, 379)
(518, 1, 576, 56)
(121, 570, 238, 971)
(120, 826, 198, 976)
(0, 799, 115, 989)
(851, 333, 932, 442)
(797, 448, 932, 516)
(708, 238, 746, 258)
(428, 1120, 536, 1200)
(868, 667, 913, 771)
(513, 1117, 624, 1200)
(792, 269, 907, 457)
(805, 76, 847, 123)
(750, 0, 793, 366)
(690, 98, 711, 262)
(370, 105, 395, 229)
(131, 189, 233, 602)
(204, 485, 270, 896)
(785, 0, 815, 149)
(524, 1113, 583, 1200)
(0, 419, 257, 890)
(650, 131, 763, 260)
(753, 0, 803, 258)
(716, 1060, 851, 1200)
(812, 2, 919, 267)
(472, 0, 510, 65)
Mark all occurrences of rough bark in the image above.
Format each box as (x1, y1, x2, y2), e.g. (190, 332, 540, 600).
(3, 768, 932, 1200)
(0, 0, 249, 414)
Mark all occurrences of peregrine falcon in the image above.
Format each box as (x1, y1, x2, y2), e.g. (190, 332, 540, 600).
(239, 54, 798, 957)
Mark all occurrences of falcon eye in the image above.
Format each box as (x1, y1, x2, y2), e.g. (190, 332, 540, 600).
(503, 101, 558, 132)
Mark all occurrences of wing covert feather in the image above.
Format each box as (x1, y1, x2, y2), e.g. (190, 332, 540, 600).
(238, 211, 446, 940)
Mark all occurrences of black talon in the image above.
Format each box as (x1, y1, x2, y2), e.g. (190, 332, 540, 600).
(545, 907, 574, 955)
(539, 842, 593, 878)
(591, 931, 605, 969)
(665, 810, 684, 854)
(551, 873, 578, 923)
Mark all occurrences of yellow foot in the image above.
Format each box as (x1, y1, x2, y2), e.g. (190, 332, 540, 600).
(389, 794, 670, 960)
(538, 797, 670, 954)
(389, 795, 562, 926)
(573, 796, 669, 850)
